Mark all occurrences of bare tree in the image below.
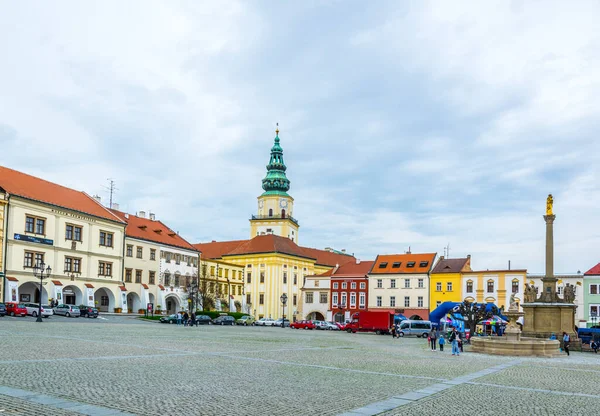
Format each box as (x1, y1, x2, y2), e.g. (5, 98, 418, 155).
(197, 261, 216, 311)
(450, 300, 497, 335)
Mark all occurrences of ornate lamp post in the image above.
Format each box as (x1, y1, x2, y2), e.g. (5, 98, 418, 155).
(280, 293, 288, 328)
(32, 261, 52, 323)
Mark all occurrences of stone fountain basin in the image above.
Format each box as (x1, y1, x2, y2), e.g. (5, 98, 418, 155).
(471, 337, 561, 357)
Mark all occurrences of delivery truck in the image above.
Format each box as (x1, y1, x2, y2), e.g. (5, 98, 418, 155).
(345, 311, 395, 335)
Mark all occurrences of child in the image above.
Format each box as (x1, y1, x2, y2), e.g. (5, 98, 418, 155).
(439, 335, 445, 352)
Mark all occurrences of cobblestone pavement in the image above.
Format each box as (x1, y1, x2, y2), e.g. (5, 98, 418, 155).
(1, 318, 599, 415)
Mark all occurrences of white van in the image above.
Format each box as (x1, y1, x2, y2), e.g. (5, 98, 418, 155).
(397, 320, 432, 338)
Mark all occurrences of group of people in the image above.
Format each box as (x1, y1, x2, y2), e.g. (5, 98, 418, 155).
(176, 311, 198, 327)
(428, 328, 463, 356)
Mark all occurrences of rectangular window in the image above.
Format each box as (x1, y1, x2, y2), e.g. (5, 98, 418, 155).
(359, 293, 366, 307)
(404, 296, 410, 307)
(306, 293, 314, 303)
(360, 282, 366, 289)
(332, 293, 339, 306)
(406, 262, 415, 268)
(64, 257, 81, 273)
(436, 282, 442, 291)
(418, 279, 424, 288)
(512, 281, 519, 293)
(135, 270, 142, 283)
(246, 294, 251, 304)
(283, 271, 287, 284)
(390, 296, 396, 307)
(591, 285, 598, 295)
(447, 282, 453, 291)
(293, 294, 297, 306)
(392, 262, 401, 268)
(65, 224, 82, 241)
(320, 292, 328, 304)
(333, 282, 339, 289)
(351, 282, 356, 290)
(341, 293, 347, 307)
(175, 276, 181, 287)
(35, 252, 44, 267)
(466, 281, 473, 293)
(247, 273, 251, 283)
(98, 261, 112, 276)
(376, 296, 382, 307)
(74, 226, 82, 242)
(238, 271, 242, 280)
(100, 231, 114, 247)
(136, 247, 143, 259)
(35, 218, 45, 235)
(418, 296, 424, 307)
(150, 249, 156, 260)
(65, 224, 73, 240)
(126, 245, 133, 257)
(342, 282, 347, 289)
(175, 254, 181, 265)
(149, 271, 156, 285)
(350, 293, 356, 306)
(391, 279, 396, 289)
(225, 269, 229, 278)
(377, 279, 383, 289)
(24, 252, 34, 268)
(293, 273, 298, 285)
(260, 271, 265, 283)
(166, 252, 172, 263)
(259, 294, 265, 305)
(25, 216, 35, 233)
(487, 281, 494, 293)
(125, 269, 132, 283)
(378, 262, 388, 268)
(404, 279, 410, 288)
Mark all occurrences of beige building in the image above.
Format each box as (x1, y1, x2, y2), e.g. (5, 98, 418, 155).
(301, 274, 331, 321)
(0, 166, 126, 309)
(0, 193, 7, 297)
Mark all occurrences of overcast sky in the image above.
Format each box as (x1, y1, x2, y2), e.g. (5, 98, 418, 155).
(1, 1, 599, 273)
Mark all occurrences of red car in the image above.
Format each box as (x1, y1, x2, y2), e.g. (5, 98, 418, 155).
(290, 320, 315, 330)
(335, 322, 347, 331)
(5, 302, 27, 317)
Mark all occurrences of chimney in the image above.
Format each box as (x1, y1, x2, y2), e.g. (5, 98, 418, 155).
(111, 202, 119, 210)
(439, 256, 445, 260)
(124, 213, 129, 219)
(138, 211, 146, 218)
(149, 213, 156, 221)
(212, 240, 216, 243)
(341, 249, 346, 253)
(356, 259, 361, 264)
(93, 195, 102, 203)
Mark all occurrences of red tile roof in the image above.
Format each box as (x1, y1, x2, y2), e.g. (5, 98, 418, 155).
(158, 285, 165, 290)
(142, 284, 149, 289)
(370, 253, 437, 274)
(110, 210, 198, 252)
(51, 280, 62, 286)
(6, 276, 18, 282)
(585, 263, 600, 276)
(320, 260, 375, 277)
(84, 283, 94, 288)
(118, 286, 127, 291)
(431, 257, 472, 274)
(0, 165, 124, 223)
(194, 235, 356, 267)
(193, 240, 249, 260)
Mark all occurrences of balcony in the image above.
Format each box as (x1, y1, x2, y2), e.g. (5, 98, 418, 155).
(251, 214, 299, 226)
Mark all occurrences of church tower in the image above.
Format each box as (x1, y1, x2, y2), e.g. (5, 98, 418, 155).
(250, 126, 299, 243)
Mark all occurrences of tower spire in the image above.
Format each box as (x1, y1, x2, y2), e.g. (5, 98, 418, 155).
(261, 126, 290, 196)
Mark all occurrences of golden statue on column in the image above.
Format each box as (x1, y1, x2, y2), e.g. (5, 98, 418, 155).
(546, 194, 553, 216)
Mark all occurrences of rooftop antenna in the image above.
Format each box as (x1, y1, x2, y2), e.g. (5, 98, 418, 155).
(444, 243, 450, 259)
(102, 179, 117, 208)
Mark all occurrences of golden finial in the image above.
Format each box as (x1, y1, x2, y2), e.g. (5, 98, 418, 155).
(275, 122, 279, 136)
(546, 194, 553, 215)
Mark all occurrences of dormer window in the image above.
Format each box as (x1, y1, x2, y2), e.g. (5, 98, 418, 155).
(419, 261, 429, 267)
(138, 225, 147, 230)
(407, 262, 416, 268)
(154, 229, 162, 234)
(392, 262, 401, 268)
(168, 232, 176, 237)
(378, 262, 388, 268)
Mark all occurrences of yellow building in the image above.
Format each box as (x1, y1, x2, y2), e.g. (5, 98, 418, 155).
(0, 192, 7, 298)
(429, 256, 472, 311)
(195, 129, 355, 320)
(197, 258, 244, 312)
(462, 269, 527, 310)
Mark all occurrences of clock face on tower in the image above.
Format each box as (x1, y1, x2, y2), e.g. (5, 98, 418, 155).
(279, 199, 288, 208)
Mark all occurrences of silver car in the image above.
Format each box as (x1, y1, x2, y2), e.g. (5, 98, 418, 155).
(325, 321, 340, 330)
(24, 303, 53, 318)
(53, 304, 80, 317)
(313, 320, 329, 330)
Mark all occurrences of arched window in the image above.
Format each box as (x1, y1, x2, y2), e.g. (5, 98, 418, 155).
(268, 208, 273, 217)
(466, 280, 473, 293)
(487, 280, 494, 293)
(164, 272, 171, 286)
(281, 209, 286, 218)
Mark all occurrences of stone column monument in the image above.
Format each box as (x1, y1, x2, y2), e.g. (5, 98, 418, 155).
(521, 194, 579, 349)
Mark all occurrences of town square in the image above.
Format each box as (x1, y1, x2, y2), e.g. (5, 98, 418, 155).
(1, 1, 600, 415)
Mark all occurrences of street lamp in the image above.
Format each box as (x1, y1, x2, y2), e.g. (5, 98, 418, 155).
(280, 293, 288, 328)
(32, 261, 52, 323)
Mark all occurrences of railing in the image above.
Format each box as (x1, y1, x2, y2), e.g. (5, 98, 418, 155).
(251, 214, 299, 226)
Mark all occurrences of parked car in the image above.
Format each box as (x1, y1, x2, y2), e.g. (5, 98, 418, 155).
(313, 320, 329, 330)
(254, 318, 277, 326)
(23, 303, 53, 318)
(334, 322, 347, 331)
(5, 302, 27, 317)
(194, 315, 212, 325)
(0, 303, 6, 317)
(235, 315, 255, 326)
(160, 314, 178, 324)
(212, 315, 235, 326)
(53, 304, 81, 317)
(274, 318, 291, 327)
(78, 305, 99, 318)
(290, 320, 315, 330)
(397, 320, 432, 338)
(326, 321, 340, 330)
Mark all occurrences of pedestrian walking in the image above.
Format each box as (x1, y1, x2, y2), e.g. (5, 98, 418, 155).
(190, 312, 196, 328)
(562, 332, 570, 356)
(450, 328, 461, 356)
(430, 328, 438, 351)
(177, 311, 182, 325)
(591, 340, 599, 354)
(439, 335, 445, 352)
(395, 322, 401, 339)
(183, 312, 189, 327)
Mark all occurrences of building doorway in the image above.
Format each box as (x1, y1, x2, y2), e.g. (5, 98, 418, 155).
(165, 295, 180, 314)
(62, 285, 82, 305)
(18, 281, 48, 304)
(94, 288, 115, 312)
(126, 292, 141, 313)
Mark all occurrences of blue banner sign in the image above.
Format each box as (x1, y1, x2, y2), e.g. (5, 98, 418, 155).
(14, 233, 54, 246)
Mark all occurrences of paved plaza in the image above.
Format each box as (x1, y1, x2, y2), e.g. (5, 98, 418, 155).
(1, 316, 599, 415)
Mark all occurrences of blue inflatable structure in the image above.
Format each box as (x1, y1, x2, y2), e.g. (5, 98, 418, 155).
(429, 301, 507, 332)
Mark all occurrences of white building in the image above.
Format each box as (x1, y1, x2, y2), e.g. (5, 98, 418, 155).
(0, 166, 127, 311)
(301, 274, 331, 321)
